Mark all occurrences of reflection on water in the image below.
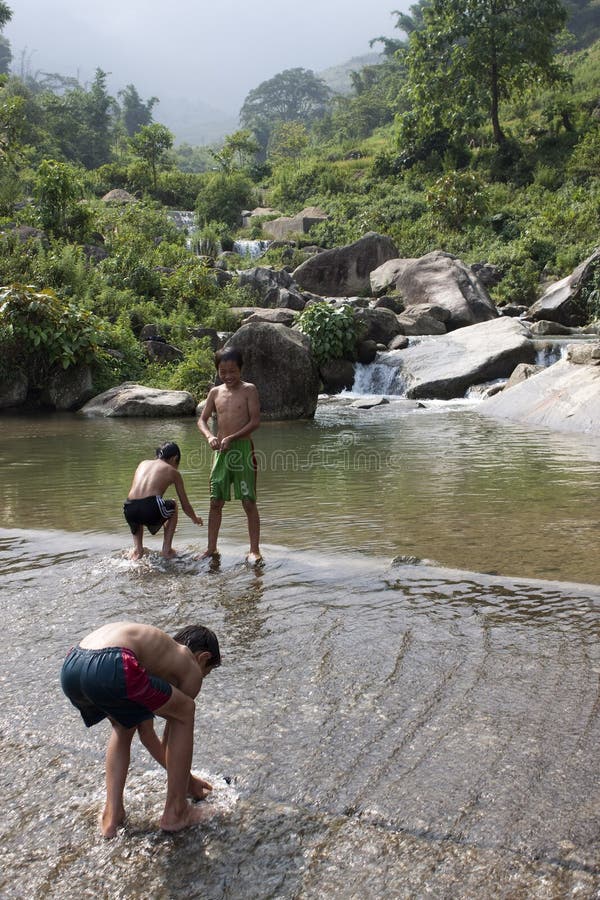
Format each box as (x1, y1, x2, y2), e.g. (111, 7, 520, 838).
(1, 403, 599, 583)
(1, 404, 600, 897)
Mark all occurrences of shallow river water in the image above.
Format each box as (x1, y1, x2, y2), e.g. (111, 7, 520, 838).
(1, 399, 599, 898)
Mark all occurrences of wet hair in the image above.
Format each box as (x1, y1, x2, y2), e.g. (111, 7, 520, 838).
(155, 441, 181, 464)
(215, 347, 243, 370)
(173, 624, 221, 667)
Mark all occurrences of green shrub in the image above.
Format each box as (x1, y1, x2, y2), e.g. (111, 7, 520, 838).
(0, 283, 104, 384)
(164, 339, 214, 401)
(296, 302, 358, 365)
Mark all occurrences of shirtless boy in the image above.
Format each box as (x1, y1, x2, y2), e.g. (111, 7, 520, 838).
(60, 620, 220, 837)
(124, 441, 203, 559)
(197, 348, 261, 564)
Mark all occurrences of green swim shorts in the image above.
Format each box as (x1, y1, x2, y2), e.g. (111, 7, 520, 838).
(210, 438, 257, 502)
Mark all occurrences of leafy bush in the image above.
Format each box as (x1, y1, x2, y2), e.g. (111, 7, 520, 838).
(195, 171, 256, 229)
(296, 302, 358, 365)
(164, 339, 214, 401)
(0, 283, 103, 384)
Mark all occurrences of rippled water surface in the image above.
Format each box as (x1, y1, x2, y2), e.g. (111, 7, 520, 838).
(1, 402, 599, 898)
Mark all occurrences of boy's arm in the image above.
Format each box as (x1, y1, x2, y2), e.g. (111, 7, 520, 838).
(220, 385, 260, 449)
(197, 390, 219, 448)
(172, 470, 203, 525)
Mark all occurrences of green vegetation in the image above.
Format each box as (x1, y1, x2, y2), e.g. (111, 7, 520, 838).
(296, 303, 359, 365)
(0, 0, 599, 404)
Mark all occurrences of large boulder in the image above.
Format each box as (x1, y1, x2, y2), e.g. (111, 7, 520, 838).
(142, 340, 184, 363)
(378, 317, 535, 400)
(480, 350, 600, 434)
(527, 248, 600, 327)
(293, 232, 399, 297)
(81, 383, 196, 417)
(238, 266, 295, 304)
(40, 364, 95, 410)
(370, 250, 498, 330)
(0, 372, 28, 408)
(224, 323, 319, 420)
(353, 306, 403, 345)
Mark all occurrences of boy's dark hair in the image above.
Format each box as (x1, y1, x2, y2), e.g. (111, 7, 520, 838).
(155, 441, 181, 464)
(173, 624, 221, 667)
(215, 347, 243, 370)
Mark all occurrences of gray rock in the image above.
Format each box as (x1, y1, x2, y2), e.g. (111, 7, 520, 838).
(224, 323, 319, 420)
(319, 358, 355, 393)
(293, 232, 399, 297)
(373, 295, 404, 314)
(480, 356, 600, 434)
(388, 335, 410, 351)
(263, 206, 328, 241)
(350, 396, 390, 409)
(245, 308, 298, 326)
(381, 317, 535, 400)
(81, 383, 196, 417)
(356, 339, 378, 363)
(565, 341, 600, 365)
(354, 306, 403, 345)
(529, 320, 576, 336)
(505, 363, 545, 389)
(238, 266, 295, 303)
(0, 372, 28, 408)
(142, 340, 184, 363)
(528, 248, 600, 326)
(40, 364, 94, 410)
(396, 307, 447, 336)
(371, 251, 498, 330)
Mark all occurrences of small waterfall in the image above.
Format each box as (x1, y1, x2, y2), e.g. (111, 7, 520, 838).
(352, 357, 405, 395)
(534, 341, 564, 367)
(167, 210, 198, 250)
(233, 239, 271, 260)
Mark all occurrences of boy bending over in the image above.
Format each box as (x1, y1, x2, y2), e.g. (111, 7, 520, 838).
(61, 621, 220, 837)
(124, 441, 203, 559)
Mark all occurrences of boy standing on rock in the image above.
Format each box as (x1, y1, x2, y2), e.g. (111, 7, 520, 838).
(197, 348, 262, 564)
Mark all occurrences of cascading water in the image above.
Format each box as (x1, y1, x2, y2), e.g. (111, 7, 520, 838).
(233, 239, 271, 260)
(167, 209, 198, 250)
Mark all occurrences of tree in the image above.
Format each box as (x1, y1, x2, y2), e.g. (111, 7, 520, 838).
(400, 0, 569, 148)
(33, 158, 85, 236)
(210, 128, 260, 173)
(240, 68, 332, 152)
(129, 122, 173, 190)
(118, 83, 158, 136)
(0, 1, 12, 75)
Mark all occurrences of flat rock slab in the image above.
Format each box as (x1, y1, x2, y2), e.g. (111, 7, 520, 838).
(479, 358, 600, 434)
(80, 383, 196, 417)
(384, 318, 535, 400)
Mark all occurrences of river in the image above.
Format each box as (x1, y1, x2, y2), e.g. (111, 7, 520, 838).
(1, 398, 599, 898)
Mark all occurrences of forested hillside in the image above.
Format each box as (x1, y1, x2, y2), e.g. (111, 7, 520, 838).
(1, 0, 599, 403)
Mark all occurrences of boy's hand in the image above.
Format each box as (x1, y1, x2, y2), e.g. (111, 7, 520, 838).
(208, 436, 220, 450)
(220, 436, 232, 451)
(191, 514, 203, 526)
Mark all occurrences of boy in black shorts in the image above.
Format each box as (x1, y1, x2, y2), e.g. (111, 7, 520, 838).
(123, 441, 203, 559)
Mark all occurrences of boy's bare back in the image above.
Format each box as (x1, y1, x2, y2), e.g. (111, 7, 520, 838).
(128, 459, 179, 500)
(80, 622, 204, 697)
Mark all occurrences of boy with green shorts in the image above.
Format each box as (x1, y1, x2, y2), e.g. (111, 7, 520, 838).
(197, 348, 262, 564)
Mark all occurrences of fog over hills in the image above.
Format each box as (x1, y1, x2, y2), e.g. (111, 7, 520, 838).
(5, 0, 402, 144)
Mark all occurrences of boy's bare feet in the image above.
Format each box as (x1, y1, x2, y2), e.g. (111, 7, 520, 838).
(188, 774, 212, 801)
(161, 548, 178, 559)
(160, 802, 212, 832)
(245, 552, 263, 567)
(101, 805, 126, 839)
(129, 549, 144, 560)
(199, 549, 219, 560)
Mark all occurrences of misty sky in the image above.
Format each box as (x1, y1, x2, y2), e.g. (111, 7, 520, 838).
(7, 0, 408, 117)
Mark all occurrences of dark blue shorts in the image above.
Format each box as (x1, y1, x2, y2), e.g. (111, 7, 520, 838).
(61, 645, 172, 729)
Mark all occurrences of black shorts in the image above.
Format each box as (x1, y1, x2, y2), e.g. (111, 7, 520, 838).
(123, 495, 176, 535)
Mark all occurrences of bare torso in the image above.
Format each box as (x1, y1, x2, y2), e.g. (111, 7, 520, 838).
(211, 381, 258, 440)
(127, 459, 177, 499)
(79, 621, 201, 693)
